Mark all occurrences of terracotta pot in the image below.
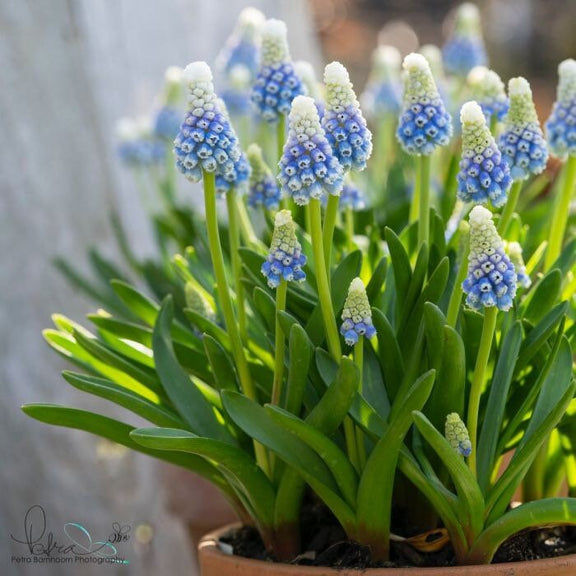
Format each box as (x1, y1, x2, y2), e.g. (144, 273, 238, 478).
(198, 524, 576, 576)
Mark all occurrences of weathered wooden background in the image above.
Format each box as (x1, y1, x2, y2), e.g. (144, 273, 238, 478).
(0, 1, 319, 574)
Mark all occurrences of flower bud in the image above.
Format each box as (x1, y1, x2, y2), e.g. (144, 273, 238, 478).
(467, 66, 509, 123)
(445, 413, 472, 457)
(247, 143, 282, 210)
(340, 278, 376, 346)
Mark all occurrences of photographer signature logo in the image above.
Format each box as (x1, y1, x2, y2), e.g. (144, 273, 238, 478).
(10, 505, 130, 566)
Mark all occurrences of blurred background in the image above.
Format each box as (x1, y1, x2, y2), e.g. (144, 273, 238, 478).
(0, 0, 573, 574)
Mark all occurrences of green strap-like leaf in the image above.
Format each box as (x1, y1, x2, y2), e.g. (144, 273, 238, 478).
(203, 335, 239, 392)
(522, 269, 562, 325)
(283, 324, 313, 415)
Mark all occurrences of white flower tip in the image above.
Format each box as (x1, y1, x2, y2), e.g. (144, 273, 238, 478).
(469, 204, 493, 225)
(291, 95, 318, 117)
(507, 241, 522, 257)
(263, 18, 287, 39)
(467, 65, 488, 84)
(165, 66, 183, 84)
(375, 45, 401, 68)
(116, 118, 137, 140)
(324, 61, 349, 85)
(403, 52, 430, 73)
(460, 100, 485, 124)
(559, 58, 576, 78)
(229, 64, 251, 84)
(419, 44, 442, 64)
(295, 60, 316, 81)
(508, 77, 531, 97)
(183, 61, 212, 84)
(458, 2, 480, 22)
(246, 142, 261, 156)
(275, 209, 293, 227)
(349, 277, 365, 293)
(239, 7, 265, 29)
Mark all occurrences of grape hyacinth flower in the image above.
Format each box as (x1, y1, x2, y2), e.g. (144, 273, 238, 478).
(457, 101, 512, 207)
(467, 67, 509, 125)
(397, 53, 453, 156)
(221, 65, 253, 116)
(360, 46, 402, 120)
(462, 205, 517, 311)
(216, 151, 251, 196)
(251, 19, 304, 123)
(340, 180, 366, 211)
(340, 277, 377, 346)
(173, 62, 241, 182)
(246, 143, 281, 210)
(545, 58, 576, 159)
(117, 117, 164, 166)
(506, 241, 531, 289)
(217, 7, 264, 79)
(445, 413, 472, 457)
(322, 62, 373, 172)
(442, 3, 487, 77)
(278, 95, 344, 205)
(498, 78, 548, 181)
(419, 44, 450, 107)
(261, 210, 307, 288)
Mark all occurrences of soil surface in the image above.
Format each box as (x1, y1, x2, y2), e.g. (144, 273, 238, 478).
(219, 503, 576, 569)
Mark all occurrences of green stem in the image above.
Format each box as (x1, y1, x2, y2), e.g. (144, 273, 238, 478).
(235, 194, 262, 249)
(497, 180, 522, 236)
(226, 190, 247, 343)
(409, 158, 420, 224)
(203, 172, 269, 474)
(345, 206, 355, 252)
(489, 114, 498, 137)
(372, 115, 395, 197)
(308, 199, 342, 360)
(271, 280, 288, 405)
(522, 437, 548, 502)
(323, 193, 340, 277)
(446, 228, 470, 328)
(467, 306, 498, 478)
(545, 155, 576, 269)
(354, 337, 366, 469)
(417, 154, 431, 248)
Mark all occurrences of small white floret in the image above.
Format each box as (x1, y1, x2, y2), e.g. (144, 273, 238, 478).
(275, 209, 293, 227)
(324, 61, 350, 85)
(508, 77, 531, 97)
(183, 61, 212, 84)
(239, 7, 265, 29)
(349, 277, 365, 293)
(469, 205, 493, 225)
(403, 53, 430, 73)
(263, 19, 287, 39)
(460, 101, 485, 124)
(291, 95, 318, 117)
(375, 46, 401, 68)
(559, 58, 576, 78)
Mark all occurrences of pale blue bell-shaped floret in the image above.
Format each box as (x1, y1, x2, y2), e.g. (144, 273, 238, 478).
(545, 59, 576, 159)
(360, 45, 402, 120)
(506, 241, 531, 289)
(467, 66, 509, 123)
(251, 19, 305, 123)
(340, 180, 366, 211)
(498, 77, 548, 181)
(322, 62, 373, 172)
(462, 206, 517, 311)
(340, 277, 377, 346)
(261, 210, 307, 288)
(246, 143, 282, 210)
(117, 117, 165, 166)
(173, 62, 243, 182)
(278, 95, 345, 205)
(442, 3, 487, 77)
(445, 413, 472, 457)
(457, 101, 512, 207)
(397, 53, 453, 155)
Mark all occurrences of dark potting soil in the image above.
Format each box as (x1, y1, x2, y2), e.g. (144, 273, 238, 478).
(219, 503, 576, 569)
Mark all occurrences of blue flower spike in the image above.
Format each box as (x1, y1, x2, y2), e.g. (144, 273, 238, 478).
(251, 19, 305, 123)
(154, 66, 184, 141)
(340, 180, 366, 211)
(173, 62, 242, 182)
(278, 95, 345, 205)
(442, 3, 487, 77)
(246, 143, 282, 210)
(498, 77, 549, 181)
(397, 53, 453, 156)
(445, 413, 472, 457)
(217, 7, 265, 79)
(340, 277, 377, 347)
(467, 66, 509, 125)
(117, 117, 164, 166)
(360, 46, 402, 120)
(457, 101, 512, 207)
(545, 59, 576, 159)
(506, 241, 531, 289)
(261, 210, 307, 288)
(322, 62, 373, 173)
(462, 205, 517, 311)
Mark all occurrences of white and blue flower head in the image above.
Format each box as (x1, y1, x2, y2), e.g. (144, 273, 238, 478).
(216, 151, 251, 196)
(251, 19, 305, 124)
(467, 66, 509, 124)
(117, 117, 165, 166)
(246, 143, 281, 210)
(340, 277, 377, 346)
(442, 3, 487, 77)
(397, 53, 453, 156)
(360, 46, 402, 120)
(218, 7, 265, 79)
(173, 62, 242, 182)
(506, 241, 531, 289)
(154, 66, 184, 141)
(322, 62, 373, 172)
(445, 413, 472, 457)
(340, 180, 366, 211)
(498, 78, 548, 181)
(457, 101, 511, 207)
(261, 210, 307, 288)
(545, 59, 576, 159)
(278, 95, 345, 205)
(462, 205, 517, 311)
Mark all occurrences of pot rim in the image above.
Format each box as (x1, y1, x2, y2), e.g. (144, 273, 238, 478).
(198, 523, 576, 575)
